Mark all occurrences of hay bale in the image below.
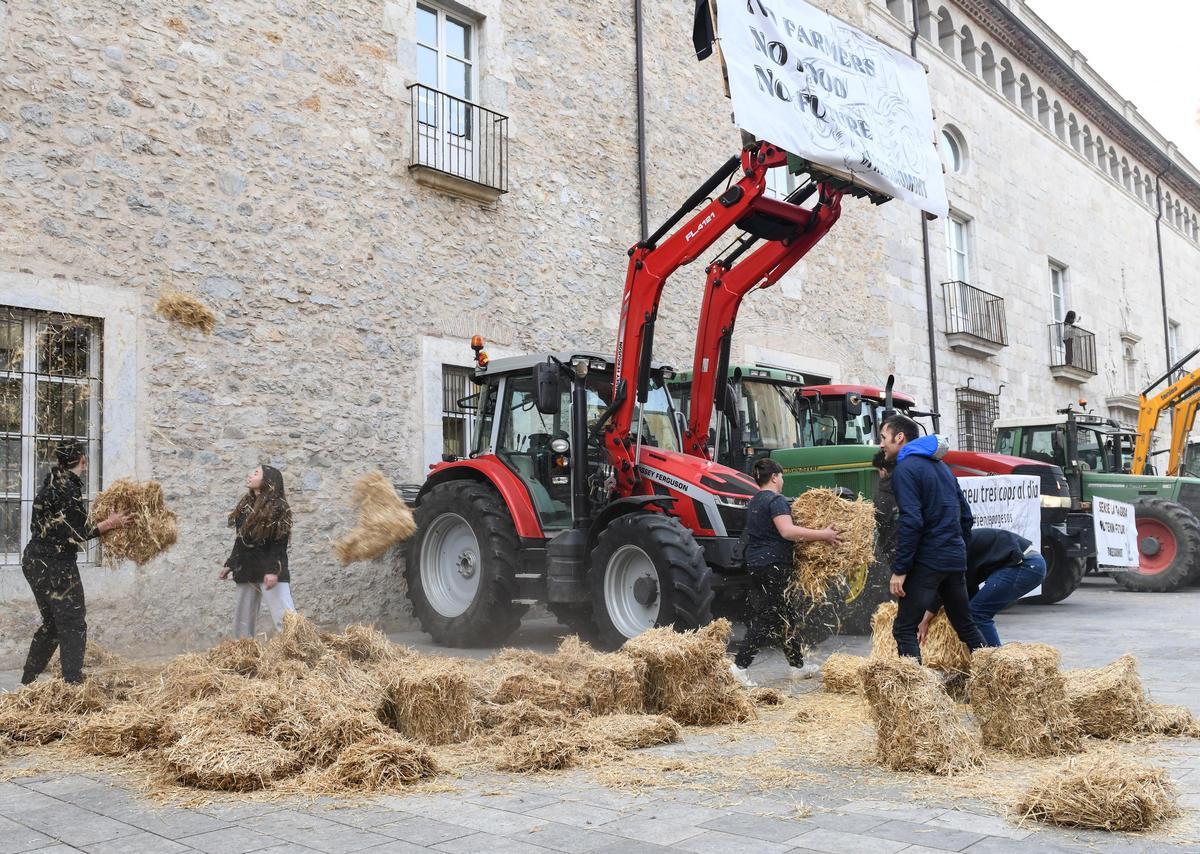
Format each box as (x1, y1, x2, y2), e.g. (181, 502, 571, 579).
(749, 687, 786, 706)
(968, 644, 1081, 757)
(0, 680, 108, 743)
(155, 290, 216, 334)
(262, 612, 326, 666)
(580, 714, 681, 750)
(1063, 654, 1150, 739)
(821, 653, 867, 694)
(490, 669, 581, 711)
(67, 702, 163, 755)
(205, 638, 262, 676)
(89, 479, 178, 567)
(1014, 756, 1179, 831)
(380, 658, 476, 745)
(301, 710, 393, 767)
(495, 727, 590, 772)
(789, 488, 875, 602)
(333, 472, 416, 565)
(478, 700, 579, 738)
(868, 602, 970, 673)
(554, 636, 646, 715)
(166, 679, 287, 740)
(324, 732, 438, 790)
(324, 624, 403, 664)
(621, 619, 755, 726)
(165, 726, 300, 791)
(860, 657, 982, 775)
(1144, 703, 1200, 737)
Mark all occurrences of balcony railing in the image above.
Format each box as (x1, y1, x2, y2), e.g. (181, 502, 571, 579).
(408, 84, 508, 197)
(941, 281, 1008, 353)
(1049, 322, 1097, 376)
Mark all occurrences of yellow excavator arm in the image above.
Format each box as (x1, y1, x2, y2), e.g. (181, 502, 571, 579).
(1132, 347, 1200, 476)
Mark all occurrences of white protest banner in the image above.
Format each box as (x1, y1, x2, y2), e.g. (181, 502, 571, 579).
(956, 476, 1042, 552)
(1093, 496, 1138, 568)
(717, 0, 949, 217)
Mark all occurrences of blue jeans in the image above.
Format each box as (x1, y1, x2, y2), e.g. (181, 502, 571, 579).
(968, 553, 1047, 647)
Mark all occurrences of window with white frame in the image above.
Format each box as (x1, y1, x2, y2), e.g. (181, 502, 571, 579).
(415, 3, 482, 181)
(765, 165, 800, 200)
(1169, 320, 1182, 372)
(0, 308, 103, 564)
(1049, 262, 1067, 322)
(441, 364, 475, 459)
(945, 213, 971, 329)
(416, 3, 475, 102)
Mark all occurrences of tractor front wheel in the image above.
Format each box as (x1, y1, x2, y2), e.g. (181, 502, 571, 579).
(1112, 499, 1200, 593)
(1028, 539, 1084, 604)
(405, 481, 527, 646)
(589, 513, 714, 651)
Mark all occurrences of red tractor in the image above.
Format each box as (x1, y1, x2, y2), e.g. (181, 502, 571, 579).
(404, 143, 857, 648)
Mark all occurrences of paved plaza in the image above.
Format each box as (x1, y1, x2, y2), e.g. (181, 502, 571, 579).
(2, 578, 1199, 854)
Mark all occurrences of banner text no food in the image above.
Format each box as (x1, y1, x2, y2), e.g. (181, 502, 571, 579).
(718, 0, 949, 217)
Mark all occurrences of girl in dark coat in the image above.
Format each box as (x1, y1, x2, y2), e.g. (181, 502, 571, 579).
(22, 440, 128, 685)
(218, 464, 294, 637)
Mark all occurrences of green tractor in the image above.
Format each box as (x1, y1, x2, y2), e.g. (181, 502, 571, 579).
(670, 367, 1088, 633)
(994, 407, 1200, 592)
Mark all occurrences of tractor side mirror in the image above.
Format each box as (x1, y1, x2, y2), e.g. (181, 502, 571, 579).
(531, 362, 562, 415)
(844, 392, 864, 418)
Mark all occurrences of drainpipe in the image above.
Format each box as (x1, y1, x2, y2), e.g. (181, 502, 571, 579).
(1154, 168, 1173, 372)
(910, 0, 941, 431)
(633, 0, 649, 240)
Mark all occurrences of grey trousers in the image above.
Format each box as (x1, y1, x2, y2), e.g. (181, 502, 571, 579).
(233, 581, 295, 638)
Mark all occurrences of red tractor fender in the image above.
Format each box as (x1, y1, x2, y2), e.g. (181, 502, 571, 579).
(416, 458, 545, 540)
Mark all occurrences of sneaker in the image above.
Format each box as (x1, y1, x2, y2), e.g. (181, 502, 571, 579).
(787, 664, 821, 680)
(729, 662, 757, 688)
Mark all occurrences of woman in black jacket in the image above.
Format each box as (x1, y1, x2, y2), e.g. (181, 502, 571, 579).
(218, 464, 294, 637)
(22, 441, 128, 685)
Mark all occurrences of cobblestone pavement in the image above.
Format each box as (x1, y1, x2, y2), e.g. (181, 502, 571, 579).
(2, 577, 1199, 853)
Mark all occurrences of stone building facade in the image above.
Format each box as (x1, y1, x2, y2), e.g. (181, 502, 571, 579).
(0, 0, 1196, 662)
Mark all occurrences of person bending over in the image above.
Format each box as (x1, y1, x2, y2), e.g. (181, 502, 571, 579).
(917, 527, 1047, 647)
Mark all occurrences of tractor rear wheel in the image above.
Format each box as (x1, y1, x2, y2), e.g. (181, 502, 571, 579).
(405, 481, 527, 646)
(589, 513, 713, 651)
(1112, 499, 1200, 592)
(1028, 540, 1084, 604)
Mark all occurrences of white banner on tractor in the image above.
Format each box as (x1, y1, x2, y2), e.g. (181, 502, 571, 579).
(717, 0, 949, 217)
(1093, 496, 1139, 568)
(957, 475, 1043, 598)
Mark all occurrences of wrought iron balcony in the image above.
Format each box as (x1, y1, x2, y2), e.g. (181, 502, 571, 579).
(1048, 322, 1097, 382)
(408, 84, 508, 202)
(941, 281, 1008, 358)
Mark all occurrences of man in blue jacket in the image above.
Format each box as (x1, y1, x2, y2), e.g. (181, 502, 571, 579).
(879, 414, 986, 661)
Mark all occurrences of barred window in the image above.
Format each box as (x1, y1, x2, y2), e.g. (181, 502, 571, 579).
(441, 364, 474, 459)
(1, 308, 103, 563)
(956, 387, 998, 453)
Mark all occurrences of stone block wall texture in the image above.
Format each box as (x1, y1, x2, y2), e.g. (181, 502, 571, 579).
(0, 0, 1197, 664)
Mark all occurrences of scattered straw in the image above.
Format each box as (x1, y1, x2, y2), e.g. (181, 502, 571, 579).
(89, 479, 178, 567)
(0, 679, 108, 743)
(821, 653, 867, 695)
(325, 624, 404, 664)
(324, 732, 438, 790)
(155, 290, 216, 334)
(165, 727, 301, 791)
(580, 714, 681, 749)
(788, 489, 875, 603)
(131, 654, 234, 713)
(749, 687, 786, 706)
(478, 700, 578, 738)
(860, 657, 982, 775)
(66, 702, 163, 756)
(1144, 703, 1200, 737)
(205, 638, 262, 676)
(555, 636, 646, 716)
(1014, 756, 1179, 831)
(495, 726, 590, 772)
(968, 644, 1081, 757)
(1063, 654, 1150, 739)
(263, 612, 326, 666)
(333, 472, 416, 565)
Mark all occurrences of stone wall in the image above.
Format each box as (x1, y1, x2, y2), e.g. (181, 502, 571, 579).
(0, 0, 1197, 665)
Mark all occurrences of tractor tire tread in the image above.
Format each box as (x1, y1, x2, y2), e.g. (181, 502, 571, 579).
(1112, 498, 1200, 593)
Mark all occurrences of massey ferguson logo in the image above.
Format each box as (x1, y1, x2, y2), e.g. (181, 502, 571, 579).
(685, 212, 717, 242)
(637, 465, 690, 494)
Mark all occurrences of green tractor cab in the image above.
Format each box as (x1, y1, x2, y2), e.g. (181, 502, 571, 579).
(994, 407, 1200, 592)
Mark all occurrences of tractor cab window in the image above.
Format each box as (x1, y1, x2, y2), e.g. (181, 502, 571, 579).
(470, 378, 497, 456)
(796, 397, 881, 447)
(1020, 426, 1066, 467)
(1075, 429, 1109, 472)
(995, 428, 1016, 456)
(497, 374, 573, 529)
(582, 373, 680, 453)
(739, 381, 802, 450)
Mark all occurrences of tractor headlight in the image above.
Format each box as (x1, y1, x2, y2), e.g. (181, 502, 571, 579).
(1040, 495, 1072, 509)
(714, 495, 749, 508)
